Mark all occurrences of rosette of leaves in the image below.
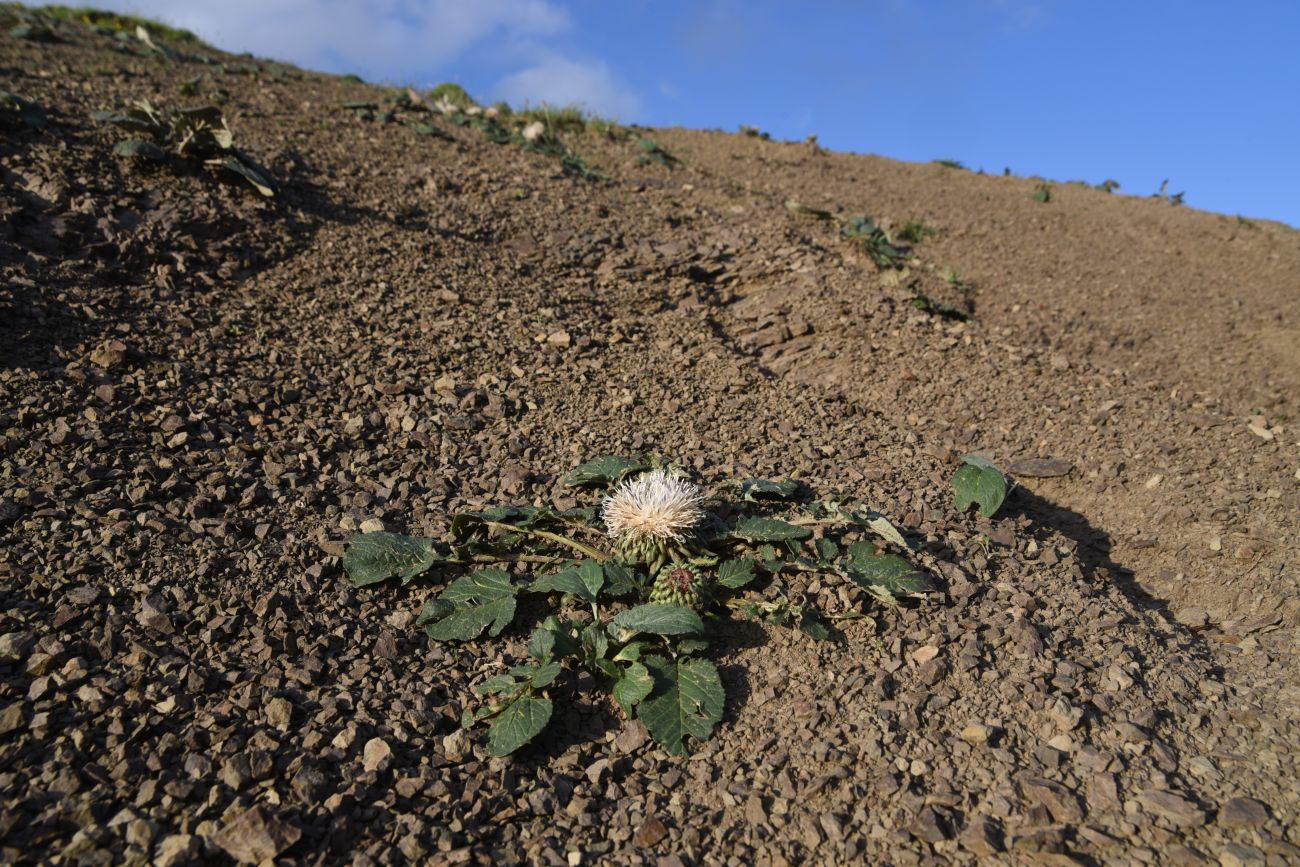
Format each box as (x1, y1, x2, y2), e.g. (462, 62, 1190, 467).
(341, 457, 935, 757)
(93, 99, 275, 196)
(842, 215, 908, 268)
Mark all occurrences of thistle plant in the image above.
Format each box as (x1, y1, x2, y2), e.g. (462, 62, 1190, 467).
(342, 456, 935, 756)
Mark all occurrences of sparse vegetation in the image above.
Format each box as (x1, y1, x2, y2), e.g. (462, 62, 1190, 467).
(344, 458, 933, 756)
(94, 99, 275, 196)
(841, 215, 908, 268)
(895, 220, 935, 243)
(0, 89, 47, 129)
(1032, 183, 1052, 203)
(636, 136, 678, 167)
(19, 4, 206, 44)
(933, 158, 965, 170)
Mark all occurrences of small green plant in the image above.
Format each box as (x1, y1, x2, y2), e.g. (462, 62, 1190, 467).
(895, 220, 934, 243)
(1155, 179, 1185, 206)
(951, 455, 1010, 517)
(339, 73, 364, 85)
(342, 458, 934, 756)
(739, 124, 770, 139)
(933, 159, 965, 170)
(428, 82, 475, 110)
(842, 216, 908, 268)
(0, 90, 47, 129)
(786, 199, 834, 221)
(637, 136, 678, 167)
(1093, 179, 1120, 193)
(94, 99, 275, 196)
(1032, 183, 1051, 203)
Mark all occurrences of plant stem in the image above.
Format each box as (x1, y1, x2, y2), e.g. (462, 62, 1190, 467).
(482, 521, 608, 561)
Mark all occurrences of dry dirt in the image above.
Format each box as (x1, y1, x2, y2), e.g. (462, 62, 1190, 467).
(1, 17, 1298, 867)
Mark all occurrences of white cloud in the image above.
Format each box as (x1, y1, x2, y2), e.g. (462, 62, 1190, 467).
(494, 56, 642, 119)
(86, 0, 570, 83)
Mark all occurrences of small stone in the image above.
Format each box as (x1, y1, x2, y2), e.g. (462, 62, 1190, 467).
(291, 764, 328, 802)
(0, 632, 35, 664)
(910, 805, 950, 842)
(359, 517, 385, 533)
(0, 703, 25, 734)
(745, 794, 767, 826)
(219, 755, 251, 790)
(1021, 777, 1085, 823)
(1137, 790, 1206, 828)
(910, 645, 939, 664)
(615, 721, 648, 753)
(154, 834, 199, 867)
(961, 723, 995, 744)
(1218, 797, 1268, 828)
(959, 815, 1003, 855)
(89, 339, 127, 368)
(1049, 698, 1084, 731)
(212, 806, 302, 863)
(442, 729, 470, 763)
(546, 330, 571, 347)
(633, 815, 668, 848)
(585, 758, 611, 785)
(363, 737, 393, 772)
(1218, 842, 1265, 867)
(136, 595, 173, 634)
(265, 697, 292, 730)
(1175, 607, 1209, 629)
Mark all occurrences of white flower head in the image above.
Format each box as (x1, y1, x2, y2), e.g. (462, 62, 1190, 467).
(602, 468, 704, 544)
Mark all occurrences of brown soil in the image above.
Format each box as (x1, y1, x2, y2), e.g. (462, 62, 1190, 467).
(1, 19, 1297, 867)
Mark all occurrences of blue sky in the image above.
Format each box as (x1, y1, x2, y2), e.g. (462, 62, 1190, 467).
(76, 1, 1300, 226)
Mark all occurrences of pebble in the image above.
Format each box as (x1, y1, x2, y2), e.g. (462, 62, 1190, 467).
(363, 737, 393, 772)
(1217, 796, 1268, 828)
(153, 834, 198, 867)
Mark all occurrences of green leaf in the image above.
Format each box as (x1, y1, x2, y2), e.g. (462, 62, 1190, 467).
(343, 533, 440, 587)
(562, 455, 648, 488)
(864, 514, 910, 549)
(952, 454, 1008, 517)
(736, 479, 800, 502)
(528, 661, 562, 688)
(414, 597, 454, 626)
(578, 559, 605, 598)
(474, 675, 519, 696)
(612, 640, 650, 663)
(730, 516, 811, 543)
(717, 558, 757, 589)
(601, 561, 639, 597)
(211, 155, 275, 197)
(113, 138, 166, 160)
(442, 568, 515, 603)
(424, 596, 517, 641)
(798, 609, 832, 641)
(527, 625, 556, 661)
(610, 604, 704, 639)
(487, 695, 553, 756)
(613, 662, 654, 716)
(844, 543, 935, 598)
(814, 538, 839, 562)
(638, 656, 725, 756)
(674, 638, 710, 655)
(529, 565, 596, 602)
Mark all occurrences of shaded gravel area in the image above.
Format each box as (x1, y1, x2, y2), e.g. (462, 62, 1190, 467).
(2, 19, 1298, 866)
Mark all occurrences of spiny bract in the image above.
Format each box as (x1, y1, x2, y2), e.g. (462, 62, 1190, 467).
(650, 562, 707, 608)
